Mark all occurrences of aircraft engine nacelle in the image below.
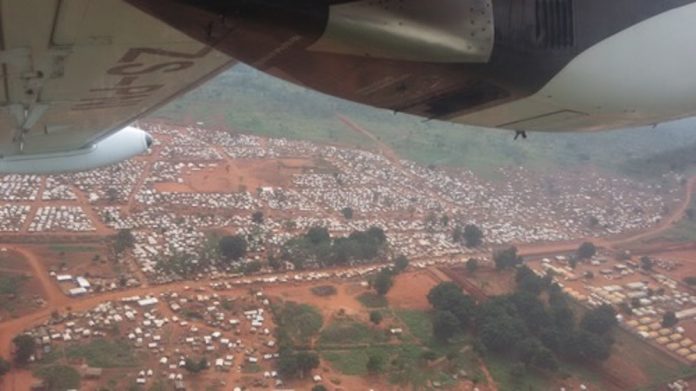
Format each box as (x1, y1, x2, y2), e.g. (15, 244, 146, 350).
(0, 127, 153, 174)
(307, 0, 495, 63)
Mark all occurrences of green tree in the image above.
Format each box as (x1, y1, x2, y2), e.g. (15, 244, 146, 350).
(277, 350, 319, 379)
(576, 242, 597, 260)
(515, 266, 545, 296)
(366, 353, 385, 374)
(466, 258, 479, 274)
(393, 255, 409, 273)
(662, 311, 678, 328)
(428, 282, 463, 310)
(568, 331, 612, 361)
(252, 211, 264, 224)
(580, 305, 617, 335)
(463, 224, 484, 247)
(433, 311, 460, 342)
(306, 226, 331, 245)
(219, 235, 247, 261)
(341, 207, 354, 219)
(493, 246, 522, 270)
(295, 351, 320, 378)
(114, 228, 135, 254)
(184, 357, 208, 373)
(373, 269, 394, 296)
(640, 256, 654, 271)
(427, 282, 476, 327)
(369, 310, 383, 325)
(12, 335, 35, 365)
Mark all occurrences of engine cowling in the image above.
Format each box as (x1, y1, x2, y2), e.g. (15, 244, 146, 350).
(0, 126, 153, 174)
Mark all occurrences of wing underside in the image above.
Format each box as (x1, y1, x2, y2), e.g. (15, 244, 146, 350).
(0, 0, 235, 158)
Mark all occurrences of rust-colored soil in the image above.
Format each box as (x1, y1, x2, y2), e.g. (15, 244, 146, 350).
(387, 270, 442, 310)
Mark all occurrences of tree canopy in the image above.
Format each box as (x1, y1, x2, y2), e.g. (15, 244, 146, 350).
(580, 305, 617, 335)
(12, 335, 35, 365)
(426, 276, 616, 372)
(433, 311, 460, 341)
(576, 242, 597, 259)
(219, 235, 248, 261)
(341, 207, 354, 219)
(373, 269, 394, 296)
(493, 246, 523, 270)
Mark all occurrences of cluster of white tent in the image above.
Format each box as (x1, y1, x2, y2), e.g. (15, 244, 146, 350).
(42, 177, 77, 201)
(0, 204, 29, 231)
(28, 206, 95, 232)
(0, 174, 40, 201)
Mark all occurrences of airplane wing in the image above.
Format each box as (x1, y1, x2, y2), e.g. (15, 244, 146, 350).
(0, 0, 235, 170)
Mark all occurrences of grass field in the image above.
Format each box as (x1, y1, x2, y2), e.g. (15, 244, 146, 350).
(44, 339, 137, 368)
(34, 365, 81, 391)
(395, 310, 433, 344)
(318, 319, 388, 346)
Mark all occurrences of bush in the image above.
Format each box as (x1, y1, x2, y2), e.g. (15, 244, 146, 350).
(310, 285, 337, 297)
(12, 335, 35, 365)
(370, 311, 383, 325)
(219, 235, 247, 261)
(373, 269, 394, 296)
(274, 302, 323, 347)
(357, 292, 388, 308)
(577, 242, 597, 260)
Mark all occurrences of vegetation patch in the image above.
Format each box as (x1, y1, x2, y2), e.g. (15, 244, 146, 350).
(243, 363, 262, 373)
(318, 319, 387, 346)
(273, 301, 323, 347)
(395, 310, 433, 344)
(48, 244, 99, 253)
(34, 365, 81, 391)
(310, 285, 337, 297)
(0, 275, 26, 295)
(357, 292, 388, 308)
(46, 339, 137, 368)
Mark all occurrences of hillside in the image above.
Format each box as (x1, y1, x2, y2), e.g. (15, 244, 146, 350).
(153, 65, 696, 178)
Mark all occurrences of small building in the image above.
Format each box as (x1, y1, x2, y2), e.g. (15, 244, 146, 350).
(76, 277, 91, 289)
(69, 287, 87, 296)
(138, 297, 159, 307)
(83, 367, 103, 379)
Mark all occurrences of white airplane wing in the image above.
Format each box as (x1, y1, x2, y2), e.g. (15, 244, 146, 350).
(0, 0, 234, 170)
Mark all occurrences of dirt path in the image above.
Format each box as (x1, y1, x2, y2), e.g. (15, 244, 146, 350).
(9, 246, 66, 308)
(608, 176, 696, 247)
(127, 156, 156, 213)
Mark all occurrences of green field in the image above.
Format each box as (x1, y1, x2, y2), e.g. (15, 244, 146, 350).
(395, 310, 433, 344)
(153, 65, 696, 179)
(43, 339, 137, 368)
(34, 365, 81, 391)
(318, 319, 388, 346)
